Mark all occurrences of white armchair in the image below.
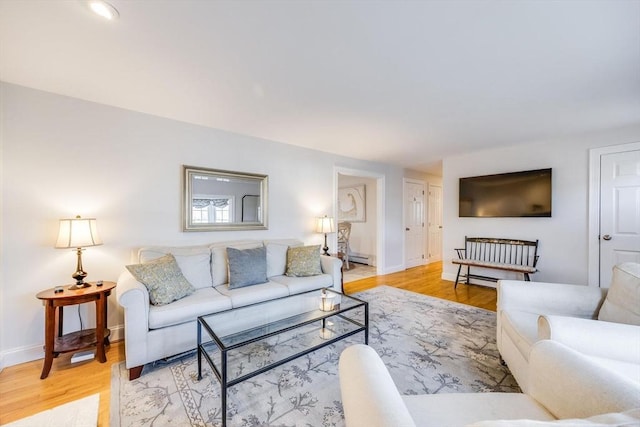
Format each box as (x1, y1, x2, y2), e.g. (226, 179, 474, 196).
(497, 262, 640, 392)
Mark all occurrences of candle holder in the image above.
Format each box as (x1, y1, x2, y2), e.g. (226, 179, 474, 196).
(319, 290, 336, 311)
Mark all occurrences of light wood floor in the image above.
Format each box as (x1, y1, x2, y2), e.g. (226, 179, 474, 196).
(0, 261, 495, 426)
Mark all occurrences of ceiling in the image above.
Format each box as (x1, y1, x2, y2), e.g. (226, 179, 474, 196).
(1, 1, 639, 174)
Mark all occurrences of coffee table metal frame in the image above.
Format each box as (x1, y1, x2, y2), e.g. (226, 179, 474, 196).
(197, 288, 368, 426)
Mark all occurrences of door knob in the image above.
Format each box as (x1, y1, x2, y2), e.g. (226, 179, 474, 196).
(406, 228, 410, 231)
(602, 235, 612, 241)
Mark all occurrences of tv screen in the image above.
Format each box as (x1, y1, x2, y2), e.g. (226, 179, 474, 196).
(459, 168, 552, 217)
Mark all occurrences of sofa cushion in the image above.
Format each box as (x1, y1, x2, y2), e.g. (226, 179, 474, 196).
(500, 310, 540, 361)
(403, 393, 554, 427)
(285, 245, 322, 277)
(598, 262, 640, 325)
(126, 254, 195, 306)
(210, 241, 263, 286)
(266, 243, 289, 278)
(148, 287, 232, 329)
(138, 245, 212, 290)
(214, 281, 289, 308)
(467, 409, 640, 426)
(270, 274, 333, 295)
(227, 246, 268, 289)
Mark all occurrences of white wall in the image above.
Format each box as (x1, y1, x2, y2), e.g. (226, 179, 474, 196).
(337, 175, 377, 265)
(0, 83, 405, 368)
(442, 125, 640, 286)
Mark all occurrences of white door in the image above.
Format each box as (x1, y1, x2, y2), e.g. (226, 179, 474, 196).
(428, 184, 443, 262)
(404, 180, 425, 268)
(599, 149, 640, 287)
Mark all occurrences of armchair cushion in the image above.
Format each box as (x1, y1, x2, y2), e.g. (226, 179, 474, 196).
(598, 262, 640, 326)
(126, 254, 195, 306)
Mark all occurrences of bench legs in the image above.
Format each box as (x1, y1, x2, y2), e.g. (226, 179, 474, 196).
(524, 273, 531, 281)
(454, 265, 462, 289)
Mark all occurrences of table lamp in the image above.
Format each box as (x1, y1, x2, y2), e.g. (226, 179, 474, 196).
(55, 215, 103, 289)
(315, 215, 335, 256)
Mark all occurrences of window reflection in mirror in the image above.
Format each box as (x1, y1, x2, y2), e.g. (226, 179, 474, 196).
(183, 166, 268, 231)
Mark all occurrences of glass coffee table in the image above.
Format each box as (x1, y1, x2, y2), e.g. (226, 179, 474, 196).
(197, 288, 368, 426)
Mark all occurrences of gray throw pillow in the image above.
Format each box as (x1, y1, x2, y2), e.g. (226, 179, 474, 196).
(227, 246, 268, 289)
(126, 254, 195, 306)
(285, 245, 322, 277)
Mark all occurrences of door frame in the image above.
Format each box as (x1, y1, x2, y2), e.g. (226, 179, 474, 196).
(587, 141, 640, 287)
(427, 182, 443, 263)
(334, 167, 386, 275)
(403, 178, 426, 269)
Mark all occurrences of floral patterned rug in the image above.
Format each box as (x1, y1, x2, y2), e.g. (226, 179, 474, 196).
(111, 285, 519, 426)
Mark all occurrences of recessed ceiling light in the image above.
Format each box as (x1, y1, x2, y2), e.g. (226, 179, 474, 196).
(87, 0, 119, 20)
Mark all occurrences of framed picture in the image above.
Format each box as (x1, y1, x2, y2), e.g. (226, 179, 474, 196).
(338, 185, 366, 222)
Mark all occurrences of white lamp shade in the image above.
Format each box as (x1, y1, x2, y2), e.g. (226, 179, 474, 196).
(55, 216, 103, 248)
(315, 216, 335, 233)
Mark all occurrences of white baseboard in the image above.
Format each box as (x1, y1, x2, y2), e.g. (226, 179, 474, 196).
(0, 324, 124, 370)
(383, 264, 404, 275)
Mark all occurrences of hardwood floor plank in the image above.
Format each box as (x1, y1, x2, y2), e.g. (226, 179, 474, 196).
(0, 261, 495, 425)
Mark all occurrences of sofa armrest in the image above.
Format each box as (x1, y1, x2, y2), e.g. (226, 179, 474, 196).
(529, 340, 640, 419)
(497, 280, 607, 318)
(116, 270, 151, 368)
(339, 344, 416, 427)
(538, 315, 640, 364)
(320, 255, 343, 293)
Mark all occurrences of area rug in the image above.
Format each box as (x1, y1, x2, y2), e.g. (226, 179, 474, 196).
(111, 285, 518, 426)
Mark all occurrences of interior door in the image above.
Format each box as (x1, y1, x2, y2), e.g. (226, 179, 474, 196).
(404, 180, 425, 268)
(428, 184, 443, 262)
(599, 149, 640, 287)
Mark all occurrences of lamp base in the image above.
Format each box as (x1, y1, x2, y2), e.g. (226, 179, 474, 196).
(68, 281, 91, 290)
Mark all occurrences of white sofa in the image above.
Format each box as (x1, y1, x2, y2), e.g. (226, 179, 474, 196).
(116, 239, 343, 380)
(339, 341, 640, 427)
(497, 262, 640, 393)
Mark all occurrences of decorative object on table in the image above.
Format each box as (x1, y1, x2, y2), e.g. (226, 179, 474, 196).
(337, 221, 352, 269)
(36, 281, 116, 379)
(315, 215, 335, 255)
(111, 285, 517, 427)
(338, 185, 366, 222)
(55, 215, 103, 290)
(319, 288, 336, 311)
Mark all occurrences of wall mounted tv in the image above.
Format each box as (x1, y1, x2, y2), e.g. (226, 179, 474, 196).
(459, 168, 552, 218)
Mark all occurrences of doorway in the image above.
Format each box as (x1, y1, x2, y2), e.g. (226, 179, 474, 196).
(588, 142, 640, 287)
(335, 167, 385, 276)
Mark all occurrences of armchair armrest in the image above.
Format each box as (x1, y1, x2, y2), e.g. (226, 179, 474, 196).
(497, 280, 607, 318)
(320, 255, 343, 293)
(339, 344, 416, 427)
(529, 340, 640, 419)
(538, 315, 640, 364)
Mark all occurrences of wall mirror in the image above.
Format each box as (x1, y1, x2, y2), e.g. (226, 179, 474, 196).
(183, 165, 268, 231)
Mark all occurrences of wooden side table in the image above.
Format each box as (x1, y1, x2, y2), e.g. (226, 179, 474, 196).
(36, 281, 116, 379)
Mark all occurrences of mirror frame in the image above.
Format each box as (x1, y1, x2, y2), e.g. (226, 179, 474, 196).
(182, 165, 268, 231)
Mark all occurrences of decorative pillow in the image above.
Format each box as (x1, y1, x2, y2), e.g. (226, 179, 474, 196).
(138, 245, 213, 290)
(211, 242, 263, 286)
(126, 254, 195, 306)
(598, 262, 640, 325)
(285, 245, 322, 277)
(227, 246, 268, 289)
(266, 243, 289, 277)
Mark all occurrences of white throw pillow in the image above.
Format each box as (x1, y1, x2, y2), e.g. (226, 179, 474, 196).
(266, 243, 289, 278)
(598, 262, 640, 325)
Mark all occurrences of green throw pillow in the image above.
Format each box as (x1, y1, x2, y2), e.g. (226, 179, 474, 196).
(285, 245, 322, 277)
(126, 254, 195, 306)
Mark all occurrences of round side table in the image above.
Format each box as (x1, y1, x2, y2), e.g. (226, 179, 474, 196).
(36, 281, 116, 379)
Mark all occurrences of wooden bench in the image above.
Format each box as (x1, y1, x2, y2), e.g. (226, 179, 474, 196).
(452, 237, 539, 288)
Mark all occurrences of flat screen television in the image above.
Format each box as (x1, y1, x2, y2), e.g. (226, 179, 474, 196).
(459, 168, 552, 217)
